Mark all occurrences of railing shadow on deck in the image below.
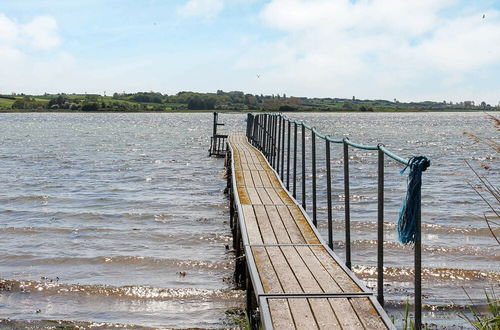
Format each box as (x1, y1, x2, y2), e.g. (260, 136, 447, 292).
(245, 112, 430, 329)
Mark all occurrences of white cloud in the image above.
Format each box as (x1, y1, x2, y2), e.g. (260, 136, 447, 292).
(237, 0, 500, 103)
(177, 0, 225, 19)
(22, 15, 60, 50)
(0, 13, 19, 42)
(0, 13, 65, 94)
(0, 14, 60, 50)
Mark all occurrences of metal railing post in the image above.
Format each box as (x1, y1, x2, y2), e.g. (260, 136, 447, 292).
(256, 115, 259, 147)
(287, 121, 291, 190)
(276, 116, 281, 174)
(213, 112, 218, 136)
(260, 115, 264, 150)
(268, 114, 272, 159)
(343, 139, 352, 269)
(269, 115, 273, 164)
(281, 117, 285, 181)
(270, 115, 274, 166)
(377, 147, 385, 307)
(415, 195, 422, 328)
(276, 116, 281, 171)
(253, 116, 259, 147)
(301, 124, 306, 210)
(293, 122, 298, 198)
(311, 131, 317, 226)
(272, 115, 278, 168)
(263, 115, 268, 155)
(266, 114, 271, 158)
(326, 138, 333, 249)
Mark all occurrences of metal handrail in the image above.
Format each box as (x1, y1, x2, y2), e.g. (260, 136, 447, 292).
(246, 112, 428, 328)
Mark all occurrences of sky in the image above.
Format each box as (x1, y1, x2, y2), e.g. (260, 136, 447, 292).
(0, 0, 499, 104)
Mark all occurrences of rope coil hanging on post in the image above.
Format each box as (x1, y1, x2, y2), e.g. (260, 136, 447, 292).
(397, 156, 431, 244)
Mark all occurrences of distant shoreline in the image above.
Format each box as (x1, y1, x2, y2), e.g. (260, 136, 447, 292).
(0, 109, 495, 114)
(2, 92, 497, 113)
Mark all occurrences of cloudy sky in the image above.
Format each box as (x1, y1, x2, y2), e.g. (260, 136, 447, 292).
(0, 0, 499, 104)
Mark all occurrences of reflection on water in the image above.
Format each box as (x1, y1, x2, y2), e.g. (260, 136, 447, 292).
(0, 112, 498, 328)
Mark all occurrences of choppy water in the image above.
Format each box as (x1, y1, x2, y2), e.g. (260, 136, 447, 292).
(0, 112, 498, 329)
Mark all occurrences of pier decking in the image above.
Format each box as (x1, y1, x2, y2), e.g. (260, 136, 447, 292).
(226, 133, 394, 329)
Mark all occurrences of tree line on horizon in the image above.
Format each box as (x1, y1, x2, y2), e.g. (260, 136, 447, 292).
(0, 90, 498, 112)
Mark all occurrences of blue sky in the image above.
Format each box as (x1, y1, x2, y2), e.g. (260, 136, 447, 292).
(0, 0, 499, 104)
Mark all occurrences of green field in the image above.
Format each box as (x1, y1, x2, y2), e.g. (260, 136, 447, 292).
(0, 97, 15, 109)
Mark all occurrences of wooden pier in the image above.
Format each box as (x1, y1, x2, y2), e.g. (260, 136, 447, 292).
(226, 133, 394, 329)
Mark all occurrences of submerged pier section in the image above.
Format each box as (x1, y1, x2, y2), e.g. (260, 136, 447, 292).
(226, 134, 394, 329)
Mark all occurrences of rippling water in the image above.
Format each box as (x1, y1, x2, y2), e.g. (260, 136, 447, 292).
(0, 112, 498, 329)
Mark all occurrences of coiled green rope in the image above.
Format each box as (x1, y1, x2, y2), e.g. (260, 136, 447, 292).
(398, 156, 430, 244)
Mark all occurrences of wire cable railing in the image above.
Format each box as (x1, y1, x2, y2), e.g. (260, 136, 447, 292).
(246, 112, 430, 328)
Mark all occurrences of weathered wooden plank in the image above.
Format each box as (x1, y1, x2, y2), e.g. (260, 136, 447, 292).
(265, 187, 285, 205)
(237, 186, 251, 205)
(259, 170, 273, 187)
(252, 247, 282, 294)
(269, 299, 295, 330)
(287, 298, 319, 330)
(252, 163, 269, 171)
(241, 204, 262, 244)
(328, 298, 364, 330)
(255, 187, 273, 205)
(242, 170, 255, 187)
(260, 169, 283, 188)
(295, 246, 343, 293)
(254, 205, 277, 244)
(265, 205, 291, 244)
(245, 161, 258, 171)
(308, 298, 341, 329)
(275, 188, 297, 205)
(310, 246, 362, 293)
(246, 187, 263, 204)
(250, 170, 263, 187)
(232, 152, 242, 169)
(350, 297, 387, 329)
(265, 246, 301, 293)
(276, 247, 346, 328)
(280, 246, 321, 294)
(275, 205, 306, 244)
(234, 170, 245, 187)
(287, 205, 321, 244)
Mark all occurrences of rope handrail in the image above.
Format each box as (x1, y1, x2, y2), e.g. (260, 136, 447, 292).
(263, 112, 412, 165)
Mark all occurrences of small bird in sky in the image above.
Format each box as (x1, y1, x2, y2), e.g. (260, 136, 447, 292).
(257, 74, 261, 79)
(483, 14, 485, 19)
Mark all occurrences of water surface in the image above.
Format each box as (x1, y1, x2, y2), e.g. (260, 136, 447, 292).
(0, 112, 498, 328)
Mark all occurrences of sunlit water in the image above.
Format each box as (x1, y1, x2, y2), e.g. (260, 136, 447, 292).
(0, 112, 498, 329)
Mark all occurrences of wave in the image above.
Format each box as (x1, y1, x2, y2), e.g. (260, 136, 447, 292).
(353, 265, 500, 282)
(347, 239, 499, 258)
(2, 255, 232, 271)
(385, 299, 493, 312)
(4, 195, 50, 202)
(0, 226, 117, 235)
(0, 278, 243, 302)
(321, 219, 498, 237)
(0, 319, 149, 329)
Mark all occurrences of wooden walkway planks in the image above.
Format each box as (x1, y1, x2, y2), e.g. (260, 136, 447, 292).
(227, 133, 393, 329)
